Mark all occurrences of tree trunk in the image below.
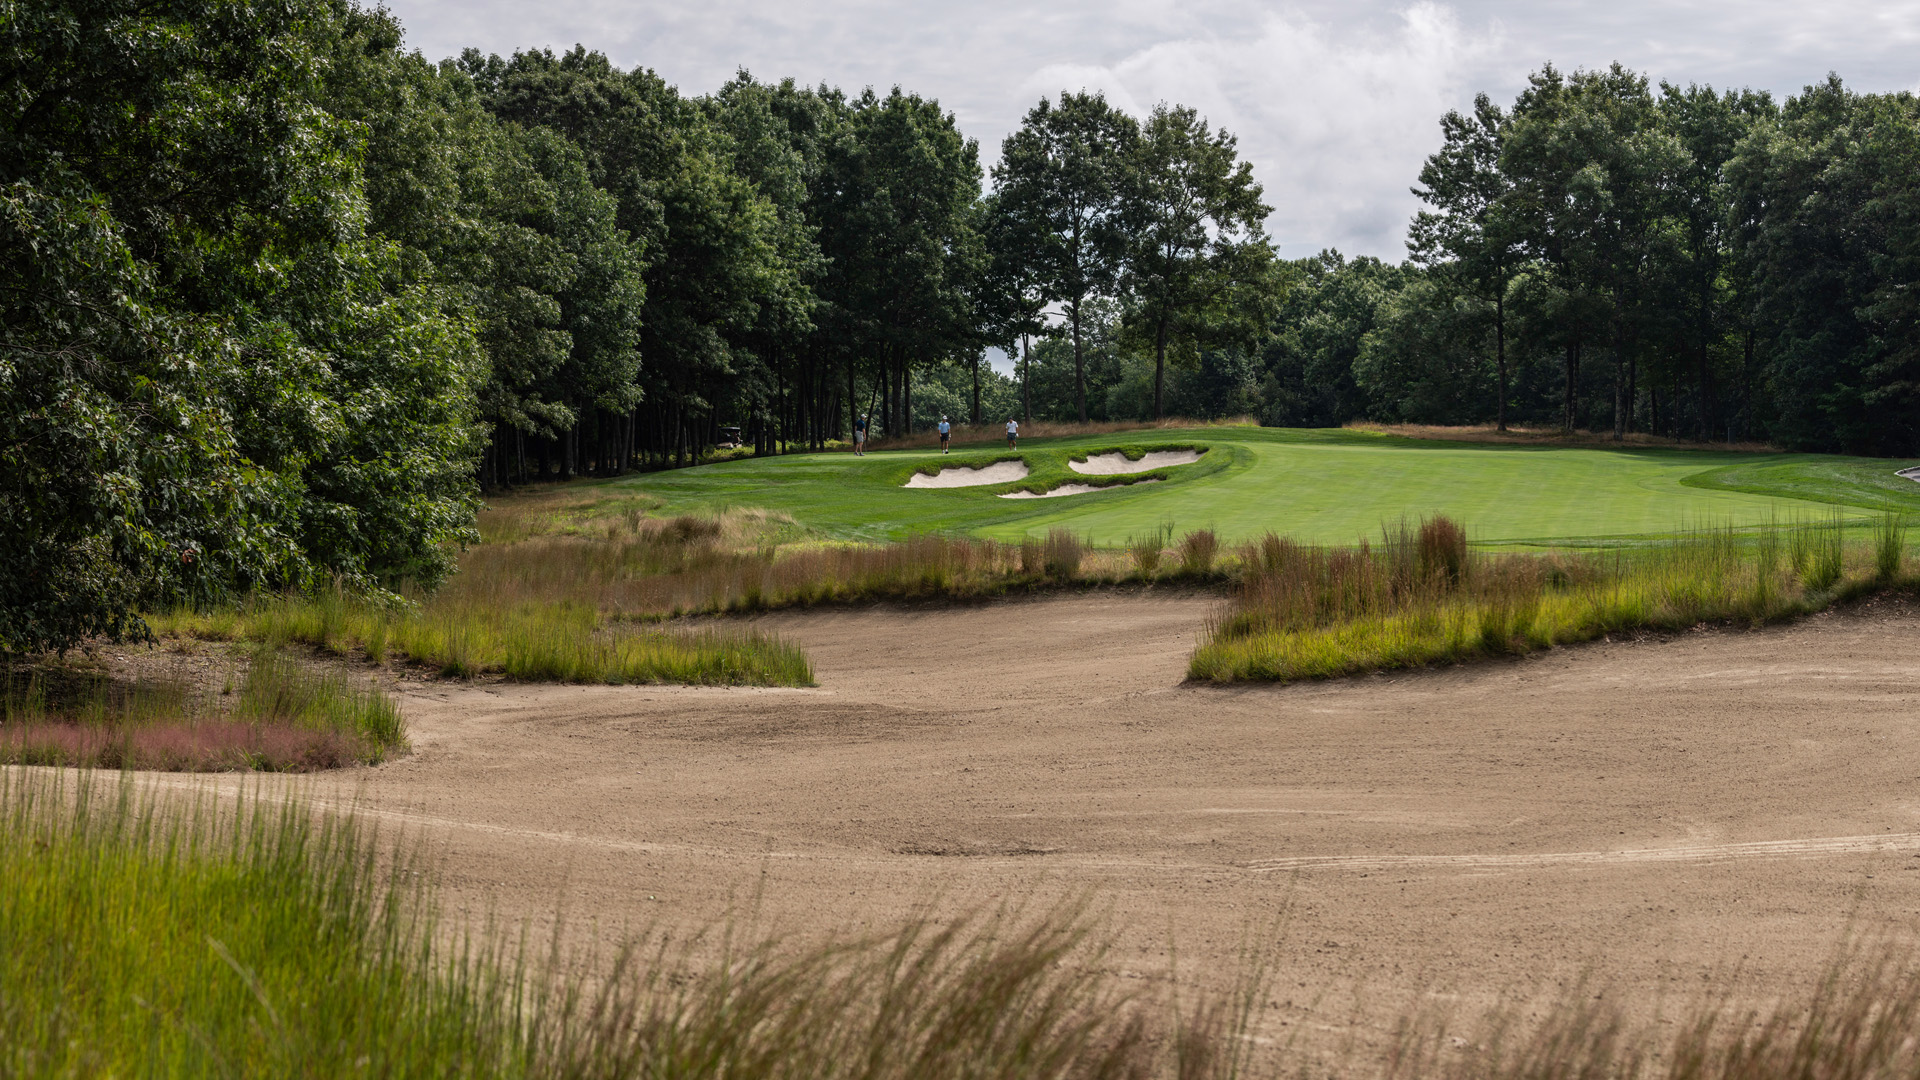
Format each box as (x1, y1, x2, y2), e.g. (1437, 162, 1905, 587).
(1626, 353, 1637, 436)
(1070, 301, 1088, 424)
(1563, 342, 1578, 433)
(1020, 334, 1031, 422)
(1612, 352, 1625, 442)
(971, 352, 981, 425)
(1152, 317, 1169, 421)
(1494, 291, 1508, 432)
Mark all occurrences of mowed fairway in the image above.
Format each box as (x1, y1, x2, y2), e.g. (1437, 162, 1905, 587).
(615, 427, 1920, 545)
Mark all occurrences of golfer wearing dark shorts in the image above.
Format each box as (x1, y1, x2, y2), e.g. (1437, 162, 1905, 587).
(938, 416, 951, 453)
(1005, 418, 1018, 449)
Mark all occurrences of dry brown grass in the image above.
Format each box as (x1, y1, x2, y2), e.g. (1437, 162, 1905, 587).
(865, 417, 1256, 452)
(1344, 421, 1778, 453)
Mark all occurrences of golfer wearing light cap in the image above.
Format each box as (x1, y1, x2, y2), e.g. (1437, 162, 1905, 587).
(938, 415, 951, 453)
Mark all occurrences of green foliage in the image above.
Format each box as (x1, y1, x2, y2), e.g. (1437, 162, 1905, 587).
(0, 0, 481, 653)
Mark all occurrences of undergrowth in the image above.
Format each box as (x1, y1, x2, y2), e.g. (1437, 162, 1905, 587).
(1191, 512, 1914, 683)
(150, 498, 815, 688)
(0, 648, 404, 770)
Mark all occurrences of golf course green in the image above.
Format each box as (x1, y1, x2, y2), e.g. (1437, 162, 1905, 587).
(610, 427, 1920, 547)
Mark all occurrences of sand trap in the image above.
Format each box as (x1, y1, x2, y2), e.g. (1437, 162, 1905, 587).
(1000, 479, 1161, 499)
(903, 459, 1029, 488)
(1069, 449, 1205, 475)
(1899, 467, 1920, 484)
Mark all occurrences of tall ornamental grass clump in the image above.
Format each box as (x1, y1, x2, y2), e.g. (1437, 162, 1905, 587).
(1192, 514, 1906, 684)
(0, 772, 515, 1077)
(0, 650, 405, 770)
(0, 771, 1247, 1080)
(153, 499, 1172, 687)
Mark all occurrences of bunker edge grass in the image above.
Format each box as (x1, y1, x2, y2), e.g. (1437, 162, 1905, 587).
(1191, 514, 1913, 684)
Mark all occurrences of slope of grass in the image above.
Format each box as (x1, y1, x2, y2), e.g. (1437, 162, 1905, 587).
(609, 426, 1920, 546)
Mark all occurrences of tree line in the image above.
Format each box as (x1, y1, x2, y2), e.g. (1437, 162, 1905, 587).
(5, 0, 1916, 652)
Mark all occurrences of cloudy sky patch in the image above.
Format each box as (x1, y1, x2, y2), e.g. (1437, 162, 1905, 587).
(388, 0, 1920, 259)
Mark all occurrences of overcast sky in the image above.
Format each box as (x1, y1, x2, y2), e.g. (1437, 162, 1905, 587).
(387, 0, 1920, 261)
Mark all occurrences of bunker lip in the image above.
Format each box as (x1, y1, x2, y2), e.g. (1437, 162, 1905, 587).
(1001, 479, 1162, 499)
(903, 459, 1029, 488)
(1069, 449, 1205, 475)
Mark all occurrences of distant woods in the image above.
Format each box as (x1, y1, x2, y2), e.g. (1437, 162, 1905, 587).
(4, 0, 1918, 652)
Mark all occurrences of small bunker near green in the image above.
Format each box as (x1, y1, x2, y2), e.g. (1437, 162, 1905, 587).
(904, 459, 1029, 488)
(1001, 479, 1162, 499)
(1070, 449, 1205, 475)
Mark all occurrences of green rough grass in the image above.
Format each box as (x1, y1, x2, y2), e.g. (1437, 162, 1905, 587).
(609, 426, 1920, 546)
(0, 771, 1244, 1080)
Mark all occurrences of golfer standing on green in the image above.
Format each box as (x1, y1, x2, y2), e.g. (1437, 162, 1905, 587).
(938, 416, 951, 453)
(1005, 418, 1018, 449)
(854, 414, 869, 455)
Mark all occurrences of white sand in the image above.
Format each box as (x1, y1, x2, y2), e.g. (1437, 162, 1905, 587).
(1068, 449, 1205, 475)
(1000, 479, 1162, 499)
(1900, 467, 1920, 484)
(903, 459, 1030, 488)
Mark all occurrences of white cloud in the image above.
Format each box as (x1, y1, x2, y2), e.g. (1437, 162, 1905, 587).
(1022, 3, 1502, 256)
(386, 0, 1920, 259)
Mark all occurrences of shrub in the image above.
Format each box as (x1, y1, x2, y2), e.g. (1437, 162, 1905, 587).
(1129, 530, 1167, 576)
(1805, 519, 1846, 591)
(1876, 512, 1906, 581)
(1178, 529, 1219, 575)
(0, 650, 405, 771)
(1043, 529, 1085, 579)
(1417, 515, 1468, 587)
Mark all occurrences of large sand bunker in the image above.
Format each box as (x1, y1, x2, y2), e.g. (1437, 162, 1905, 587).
(903, 459, 1029, 488)
(274, 592, 1920, 1074)
(1900, 466, 1920, 484)
(1069, 449, 1204, 475)
(1000, 479, 1160, 499)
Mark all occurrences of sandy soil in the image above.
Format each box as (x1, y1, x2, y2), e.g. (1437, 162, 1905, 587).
(153, 594, 1920, 1072)
(902, 460, 1029, 487)
(1070, 449, 1206, 475)
(1000, 479, 1160, 499)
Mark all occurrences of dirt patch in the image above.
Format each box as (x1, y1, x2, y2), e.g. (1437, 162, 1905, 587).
(999, 479, 1160, 499)
(121, 595, 1920, 1074)
(1069, 449, 1204, 475)
(902, 460, 1029, 488)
